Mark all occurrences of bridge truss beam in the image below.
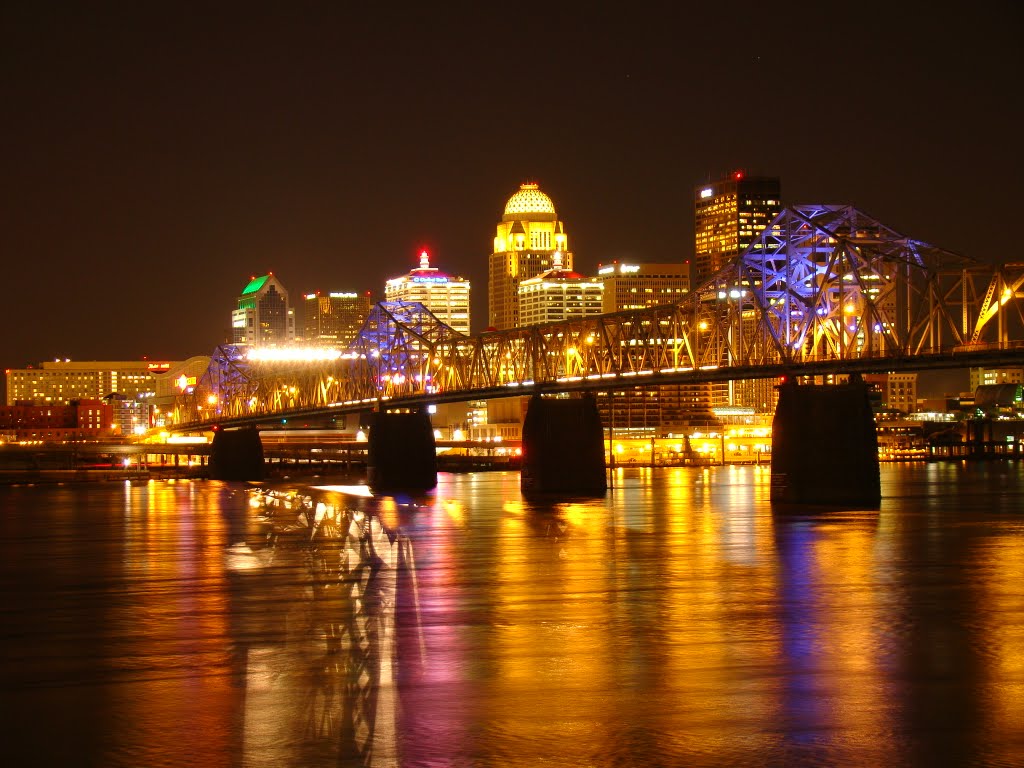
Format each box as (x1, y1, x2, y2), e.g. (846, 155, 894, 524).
(174, 206, 1024, 429)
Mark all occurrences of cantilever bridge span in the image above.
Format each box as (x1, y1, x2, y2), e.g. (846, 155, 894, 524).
(174, 205, 1024, 430)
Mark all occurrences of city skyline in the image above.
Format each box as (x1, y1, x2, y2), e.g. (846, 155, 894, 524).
(2, 6, 1018, 383)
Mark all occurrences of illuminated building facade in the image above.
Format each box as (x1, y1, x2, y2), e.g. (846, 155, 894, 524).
(301, 291, 373, 347)
(693, 173, 781, 412)
(517, 253, 602, 326)
(593, 262, 713, 433)
(489, 182, 572, 330)
(594, 261, 690, 314)
(0, 399, 114, 442)
(6, 360, 172, 406)
(970, 366, 1024, 392)
(231, 273, 296, 347)
(105, 394, 153, 437)
(385, 251, 470, 335)
(694, 172, 781, 286)
(150, 356, 211, 429)
(863, 372, 918, 414)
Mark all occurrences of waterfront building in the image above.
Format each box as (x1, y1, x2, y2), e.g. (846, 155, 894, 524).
(863, 372, 919, 414)
(149, 356, 212, 429)
(970, 366, 1024, 392)
(974, 383, 1024, 417)
(489, 182, 572, 330)
(693, 172, 782, 414)
(105, 394, 152, 437)
(0, 398, 114, 442)
(301, 291, 373, 347)
(5, 360, 174, 406)
(517, 253, 602, 326)
(694, 171, 781, 286)
(591, 261, 713, 433)
(231, 273, 296, 347)
(385, 251, 471, 335)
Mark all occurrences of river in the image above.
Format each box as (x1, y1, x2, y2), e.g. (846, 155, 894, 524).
(1, 462, 1022, 767)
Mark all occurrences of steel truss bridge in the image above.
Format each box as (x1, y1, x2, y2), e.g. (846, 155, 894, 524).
(174, 205, 1024, 429)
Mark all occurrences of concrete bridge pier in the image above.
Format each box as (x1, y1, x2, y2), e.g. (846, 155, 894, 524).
(770, 375, 880, 508)
(209, 427, 265, 482)
(521, 393, 607, 496)
(367, 410, 438, 493)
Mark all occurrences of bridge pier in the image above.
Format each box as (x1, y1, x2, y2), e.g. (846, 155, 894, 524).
(521, 393, 607, 496)
(367, 410, 437, 493)
(770, 375, 880, 508)
(209, 427, 265, 482)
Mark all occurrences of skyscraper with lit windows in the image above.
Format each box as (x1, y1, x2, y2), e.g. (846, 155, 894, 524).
(489, 182, 572, 330)
(385, 251, 470, 335)
(231, 273, 296, 347)
(694, 172, 781, 286)
(517, 252, 602, 326)
(594, 261, 690, 313)
(592, 261, 710, 434)
(301, 291, 373, 347)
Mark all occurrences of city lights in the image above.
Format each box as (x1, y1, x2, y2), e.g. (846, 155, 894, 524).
(247, 347, 343, 362)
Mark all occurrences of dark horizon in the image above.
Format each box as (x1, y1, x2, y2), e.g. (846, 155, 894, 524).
(2, 5, 1018, 398)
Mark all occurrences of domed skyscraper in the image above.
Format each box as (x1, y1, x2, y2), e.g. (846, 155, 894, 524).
(488, 182, 573, 330)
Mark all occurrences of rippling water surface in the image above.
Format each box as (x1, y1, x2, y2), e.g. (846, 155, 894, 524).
(2, 462, 1023, 767)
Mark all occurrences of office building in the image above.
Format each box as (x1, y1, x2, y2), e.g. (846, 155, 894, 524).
(694, 172, 782, 286)
(6, 360, 173, 406)
(385, 250, 471, 335)
(231, 273, 296, 347)
(593, 261, 715, 433)
(301, 291, 373, 347)
(970, 366, 1024, 393)
(693, 172, 782, 412)
(863, 372, 919, 414)
(595, 261, 690, 314)
(517, 252, 603, 326)
(489, 182, 573, 330)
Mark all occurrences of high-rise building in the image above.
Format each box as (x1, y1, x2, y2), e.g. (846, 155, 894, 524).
(385, 251, 471, 335)
(694, 172, 782, 414)
(517, 252, 603, 326)
(489, 182, 572, 330)
(301, 291, 373, 347)
(231, 273, 296, 347)
(694, 172, 782, 286)
(592, 261, 712, 434)
(595, 261, 690, 314)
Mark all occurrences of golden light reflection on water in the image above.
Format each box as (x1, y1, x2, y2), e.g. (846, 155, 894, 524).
(979, 532, 1024, 753)
(6, 464, 1024, 767)
(109, 480, 237, 766)
(652, 466, 783, 754)
(779, 514, 893, 762)
(488, 492, 616, 765)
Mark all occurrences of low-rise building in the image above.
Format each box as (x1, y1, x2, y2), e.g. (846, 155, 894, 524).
(0, 399, 115, 442)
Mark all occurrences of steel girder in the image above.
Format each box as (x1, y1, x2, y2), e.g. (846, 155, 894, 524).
(714, 205, 975, 364)
(174, 207, 1024, 428)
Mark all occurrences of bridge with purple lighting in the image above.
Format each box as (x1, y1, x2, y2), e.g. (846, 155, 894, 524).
(173, 204, 1024, 430)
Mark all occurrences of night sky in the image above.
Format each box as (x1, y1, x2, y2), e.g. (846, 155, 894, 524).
(2, 4, 1020, 396)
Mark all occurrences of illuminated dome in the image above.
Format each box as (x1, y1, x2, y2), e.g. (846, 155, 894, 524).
(503, 182, 557, 222)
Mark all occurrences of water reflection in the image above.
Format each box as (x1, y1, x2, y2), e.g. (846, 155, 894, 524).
(3, 464, 1023, 766)
(233, 486, 411, 766)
